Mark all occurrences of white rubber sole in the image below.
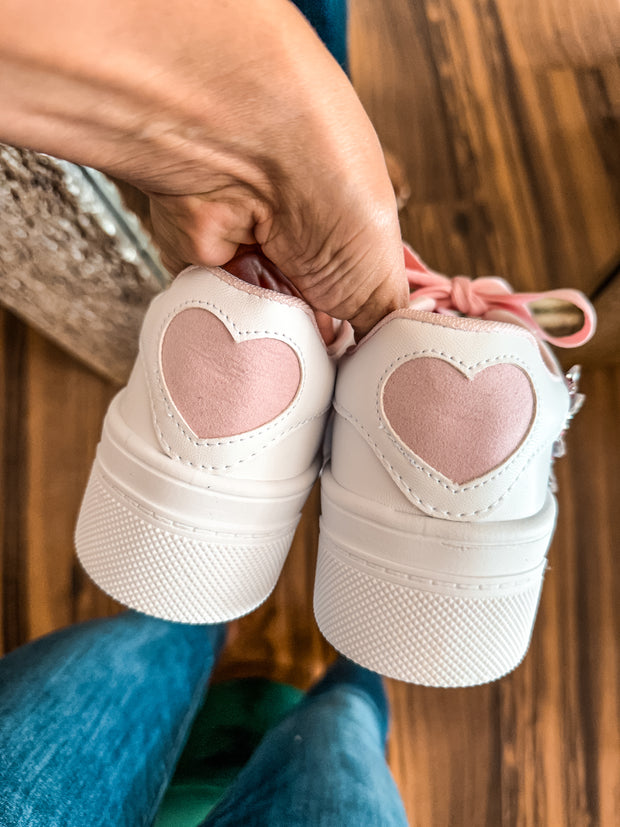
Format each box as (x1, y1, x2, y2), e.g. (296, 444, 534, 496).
(76, 397, 318, 623)
(314, 467, 557, 687)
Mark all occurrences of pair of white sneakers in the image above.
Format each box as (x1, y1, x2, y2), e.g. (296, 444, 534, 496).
(75, 245, 595, 687)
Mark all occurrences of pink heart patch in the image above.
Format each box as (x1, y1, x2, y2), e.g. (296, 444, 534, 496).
(161, 308, 301, 438)
(382, 358, 534, 484)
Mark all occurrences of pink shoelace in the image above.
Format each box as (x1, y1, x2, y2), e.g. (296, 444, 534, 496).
(403, 244, 596, 349)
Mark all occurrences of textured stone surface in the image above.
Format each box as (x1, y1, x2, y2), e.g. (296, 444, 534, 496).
(0, 145, 167, 384)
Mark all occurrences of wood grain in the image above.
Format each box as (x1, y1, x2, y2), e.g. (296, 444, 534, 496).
(24, 327, 120, 637)
(501, 0, 620, 68)
(350, 0, 620, 297)
(0, 312, 4, 648)
(0, 312, 121, 653)
(1, 312, 29, 652)
(577, 260, 620, 364)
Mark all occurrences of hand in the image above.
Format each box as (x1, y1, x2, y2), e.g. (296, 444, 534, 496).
(0, 0, 409, 335)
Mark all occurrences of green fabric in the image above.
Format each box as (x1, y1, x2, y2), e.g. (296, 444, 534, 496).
(154, 678, 304, 827)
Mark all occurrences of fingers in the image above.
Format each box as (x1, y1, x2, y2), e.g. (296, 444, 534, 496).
(321, 255, 410, 340)
(149, 193, 258, 276)
(256, 191, 410, 335)
(146, 171, 409, 337)
(347, 269, 410, 339)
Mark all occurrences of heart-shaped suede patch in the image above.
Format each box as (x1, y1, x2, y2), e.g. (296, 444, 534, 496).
(161, 308, 301, 438)
(382, 358, 534, 484)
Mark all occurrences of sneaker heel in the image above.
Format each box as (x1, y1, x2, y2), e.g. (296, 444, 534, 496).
(76, 451, 299, 624)
(314, 469, 553, 687)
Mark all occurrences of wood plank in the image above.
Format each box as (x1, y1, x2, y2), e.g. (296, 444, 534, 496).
(24, 327, 119, 641)
(386, 680, 502, 826)
(0, 309, 121, 657)
(0, 312, 6, 649)
(350, 0, 620, 297)
(0, 312, 3, 648)
(1, 311, 29, 653)
(213, 483, 335, 690)
(497, 366, 620, 827)
(556, 367, 620, 827)
(349, 1, 464, 206)
(500, 0, 620, 68)
(576, 261, 620, 364)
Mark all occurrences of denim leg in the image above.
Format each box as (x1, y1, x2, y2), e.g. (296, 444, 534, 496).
(200, 658, 409, 827)
(0, 612, 226, 827)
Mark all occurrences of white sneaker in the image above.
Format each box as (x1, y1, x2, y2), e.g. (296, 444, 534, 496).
(76, 256, 340, 623)
(314, 245, 596, 687)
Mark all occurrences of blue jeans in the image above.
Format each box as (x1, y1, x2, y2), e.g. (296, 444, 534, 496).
(0, 612, 408, 826)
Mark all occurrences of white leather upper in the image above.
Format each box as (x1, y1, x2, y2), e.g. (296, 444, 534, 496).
(120, 265, 336, 481)
(332, 309, 570, 522)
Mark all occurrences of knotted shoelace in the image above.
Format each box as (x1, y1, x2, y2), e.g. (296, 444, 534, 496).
(403, 244, 596, 348)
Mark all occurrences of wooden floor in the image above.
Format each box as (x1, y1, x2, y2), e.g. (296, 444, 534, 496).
(1, 1, 619, 825)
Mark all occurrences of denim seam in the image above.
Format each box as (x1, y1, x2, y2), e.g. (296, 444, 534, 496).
(143, 656, 217, 827)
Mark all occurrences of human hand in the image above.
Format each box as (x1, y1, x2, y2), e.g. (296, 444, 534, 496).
(0, 0, 409, 335)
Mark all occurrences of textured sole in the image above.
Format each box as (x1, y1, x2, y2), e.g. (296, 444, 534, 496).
(75, 407, 317, 623)
(314, 469, 555, 687)
(76, 462, 296, 623)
